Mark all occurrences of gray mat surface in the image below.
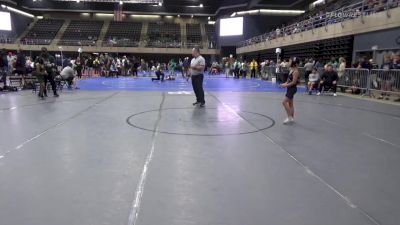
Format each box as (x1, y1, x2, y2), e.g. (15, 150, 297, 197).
(0, 91, 399, 225)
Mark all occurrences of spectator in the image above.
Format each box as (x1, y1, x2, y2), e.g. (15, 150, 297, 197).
(183, 57, 190, 78)
(304, 59, 314, 84)
(86, 56, 94, 78)
(168, 59, 177, 78)
(15, 50, 26, 76)
(393, 54, 399, 69)
(60, 63, 78, 89)
(7, 52, 14, 74)
(315, 58, 324, 75)
(151, 65, 165, 82)
(109, 60, 118, 78)
(75, 58, 83, 79)
(393, 54, 400, 102)
(260, 59, 270, 80)
(308, 67, 320, 95)
(249, 59, 258, 79)
(0, 49, 8, 87)
(318, 64, 339, 96)
(240, 60, 248, 78)
(378, 55, 394, 100)
(276, 28, 281, 37)
(330, 57, 339, 71)
(93, 57, 101, 75)
(224, 60, 230, 78)
(233, 59, 241, 79)
(358, 56, 373, 70)
(132, 60, 139, 77)
(338, 57, 347, 92)
(338, 57, 346, 78)
(370, 59, 379, 69)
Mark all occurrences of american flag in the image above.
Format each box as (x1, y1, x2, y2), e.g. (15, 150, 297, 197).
(114, 3, 123, 21)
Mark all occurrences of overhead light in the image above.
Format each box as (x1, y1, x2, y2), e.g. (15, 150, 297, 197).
(177, 14, 180, 17)
(259, 9, 305, 15)
(54, 0, 162, 3)
(119, 1, 123, 5)
(199, 4, 203, 7)
(76, 0, 80, 3)
(130, 15, 161, 18)
(165, 15, 173, 19)
(95, 13, 114, 17)
(208, 21, 215, 25)
(312, 0, 325, 6)
(36, 15, 44, 19)
(207, 16, 210, 20)
(1, 4, 6, 9)
(231, 9, 304, 16)
(191, 15, 194, 18)
(3, 5, 34, 18)
(158, 2, 162, 6)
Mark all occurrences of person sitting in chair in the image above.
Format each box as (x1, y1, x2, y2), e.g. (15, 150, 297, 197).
(317, 64, 338, 96)
(308, 67, 319, 95)
(60, 63, 78, 89)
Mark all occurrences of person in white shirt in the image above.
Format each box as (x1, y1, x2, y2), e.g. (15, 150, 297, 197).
(7, 52, 15, 74)
(190, 46, 206, 107)
(60, 63, 78, 89)
(308, 68, 319, 95)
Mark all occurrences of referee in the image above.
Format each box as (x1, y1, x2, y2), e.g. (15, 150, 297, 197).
(190, 46, 206, 107)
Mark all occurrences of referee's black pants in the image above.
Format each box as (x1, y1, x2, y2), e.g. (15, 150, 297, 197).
(44, 72, 58, 95)
(192, 74, 205, 104)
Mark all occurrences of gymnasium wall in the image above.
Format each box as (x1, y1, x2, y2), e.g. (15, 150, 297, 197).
(353, 27, 400, 64)
(353, 27, 400, 52)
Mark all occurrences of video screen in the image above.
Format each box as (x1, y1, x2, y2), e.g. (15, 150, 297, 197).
(0, 12, 11, 31)
(219, 17, 243, 36)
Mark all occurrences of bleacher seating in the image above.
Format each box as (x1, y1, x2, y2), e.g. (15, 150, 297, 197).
(147, 22, 181, 48)
(59, 20, 103, 46)
(205, 24, 216, 49)
(186, 24, 202, 48)
(103, 21, 142, 47)
(21, 19, 64, 45)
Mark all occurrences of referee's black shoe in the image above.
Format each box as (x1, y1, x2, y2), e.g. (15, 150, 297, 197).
(193, 102, 200, 106)
(200, 103, 205, 107)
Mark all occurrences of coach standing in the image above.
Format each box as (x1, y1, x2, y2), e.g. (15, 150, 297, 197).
(190, 46, 206, 107)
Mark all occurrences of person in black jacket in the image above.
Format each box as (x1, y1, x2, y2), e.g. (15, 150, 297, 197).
(0, 49, 8, 88)
(15, 49, 26, 76)
(86, 56, 94, 78)
(317, 64, 339, 96)
(38, 47, 59, 97)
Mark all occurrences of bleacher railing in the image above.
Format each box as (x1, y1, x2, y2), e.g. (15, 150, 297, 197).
(339, 68, 370, 92)
(237, 0, 400, 48)
(369, 69, 400, 95)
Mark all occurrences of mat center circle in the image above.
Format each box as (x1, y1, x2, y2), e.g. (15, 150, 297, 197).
(126, 108, 275, 136)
